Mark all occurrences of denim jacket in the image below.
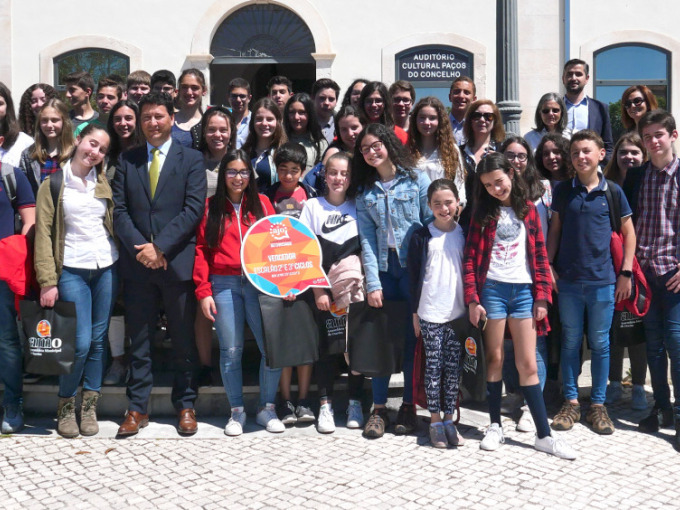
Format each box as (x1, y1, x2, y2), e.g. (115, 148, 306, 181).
(356, 168, 432, 293)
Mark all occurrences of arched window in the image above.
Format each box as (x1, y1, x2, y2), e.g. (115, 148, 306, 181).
(595, 44, 670, 138)
(209, 4, 316, 102)
(54, 48, 129, 91)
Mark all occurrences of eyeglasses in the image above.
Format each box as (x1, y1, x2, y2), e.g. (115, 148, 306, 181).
(393, 97, 412, 105)
(226, 170, 251, 179)
(541, 108, 561, 115)
(470, 112, 494, 122)
(360, 140, 384, 155)
(624, 97, 645, 109)
(505, 151, 528, 162)
(364, 98, 384, 106)
(230, 94, 248, 101)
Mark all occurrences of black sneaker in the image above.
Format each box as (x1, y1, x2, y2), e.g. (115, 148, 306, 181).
(23, 373, 42, 384)
(394, 403, 417, 435)
(639, 406, 674, 433)
(279, 400, 297, 426)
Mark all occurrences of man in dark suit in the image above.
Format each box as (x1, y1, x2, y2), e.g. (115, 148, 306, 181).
(112, 92, 206, 436)
(562, 59, 614, 164)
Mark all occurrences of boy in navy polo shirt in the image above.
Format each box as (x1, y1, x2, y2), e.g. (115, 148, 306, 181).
(0, 155, 35, 434)
(629, 110, 680, 451)
(547, 130, 636, 436)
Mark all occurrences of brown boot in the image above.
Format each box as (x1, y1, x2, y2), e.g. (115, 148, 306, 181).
(80, 391, 100, 436)
(57, 397, 79, 438)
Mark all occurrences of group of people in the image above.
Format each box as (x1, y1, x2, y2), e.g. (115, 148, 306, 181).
(0, 58, 678, 460)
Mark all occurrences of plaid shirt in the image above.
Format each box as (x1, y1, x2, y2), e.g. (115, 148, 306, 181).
(463, 201, 552, 335)
(635, 156, 680, 276)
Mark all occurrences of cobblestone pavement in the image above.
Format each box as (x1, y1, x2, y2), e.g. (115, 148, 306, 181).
(2, 389, 679, 510)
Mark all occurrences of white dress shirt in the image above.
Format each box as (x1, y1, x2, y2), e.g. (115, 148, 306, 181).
(147, 138, 173, 175)
(62, 161, 118, 269)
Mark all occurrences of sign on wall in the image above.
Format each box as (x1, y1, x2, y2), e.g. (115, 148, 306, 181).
(396, 45, 473, 85)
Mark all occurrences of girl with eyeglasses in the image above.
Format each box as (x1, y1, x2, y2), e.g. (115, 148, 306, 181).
(464, 152, 575, 459)
(524, 93, 570, 152)
(357, 82, 409, 145)
(499, 136, 552, 434)
(620, 85, 658, 133)
(408, 96, 467, 210)
(351, 123, 432, 439)
(193, 149, 281, 436)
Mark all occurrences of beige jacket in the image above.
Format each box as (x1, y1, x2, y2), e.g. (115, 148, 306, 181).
(34, 169, 115, 287)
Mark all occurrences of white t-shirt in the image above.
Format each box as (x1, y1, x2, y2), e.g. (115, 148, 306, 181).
(299, 197, 359, 272)
(381, 179, 397, 248)
(485, 206, 532, 284)
(418, 223, 466, 323)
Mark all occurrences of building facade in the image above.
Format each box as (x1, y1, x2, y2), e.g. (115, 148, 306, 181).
(0, 0, 678, 134)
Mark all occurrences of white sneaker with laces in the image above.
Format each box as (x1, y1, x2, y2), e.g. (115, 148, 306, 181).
(346, 400, 364, 429)
(480, 423, 504, 451)
(516, 405, 535, 433)
(256, 403, 285, 433)
(534, 432, 577, 460)
(224, 407, 246, 436)
(317, 403, 336, 434)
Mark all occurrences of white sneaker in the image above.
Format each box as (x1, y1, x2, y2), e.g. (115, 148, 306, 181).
(256, 403, 285, 433)
(317, 403, 336, 434)
(534, 433, 577, 460)
(480, 423, 504, 451)
(224, 407, 246, 436)
(346, 400, 364, 429)
(516, 405, 535, 433)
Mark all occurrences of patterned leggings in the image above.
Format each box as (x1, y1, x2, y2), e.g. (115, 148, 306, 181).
(420, 319, 463, 415)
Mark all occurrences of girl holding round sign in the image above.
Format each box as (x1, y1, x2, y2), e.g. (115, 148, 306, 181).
(193, 149, 284, 436)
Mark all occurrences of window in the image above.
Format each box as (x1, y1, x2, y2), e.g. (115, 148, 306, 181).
(54, 48, 130, 92)
(595, 44, 670, 138)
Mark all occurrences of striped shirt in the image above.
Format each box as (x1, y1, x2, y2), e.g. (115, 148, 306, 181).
(635, 156, 680, 276)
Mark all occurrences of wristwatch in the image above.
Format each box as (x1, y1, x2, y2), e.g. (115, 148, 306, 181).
(620, 270, 632, 278)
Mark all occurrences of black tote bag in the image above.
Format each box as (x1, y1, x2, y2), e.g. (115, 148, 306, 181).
(317, 308, 348, 356)
(19, 300, 77, 375)
(610, 310, 646, 348)
(258, 293, 319, 369)
(455, 316, 487, 402)
(347, 300, 407, 378)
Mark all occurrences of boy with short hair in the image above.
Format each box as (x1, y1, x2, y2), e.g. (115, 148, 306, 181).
(389, 80, 415, 133)
(150, 70, 177, 98)
(64, 71, 98, 133)
(127, 70, 151, 103)
(311, 78, 340, 144)
(96, 77, 123, 121)
(228, 78, 252, 149)
(627, 109, 680, 451)
(547, 130, 636, 436)
(264, 142, 318, 425)
(268, 75, 293, 112)
(448, 76, 477, 144)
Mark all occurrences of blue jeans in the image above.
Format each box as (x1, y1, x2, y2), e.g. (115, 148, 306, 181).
(0, 281, 22, 407)
(503, 335, 548, 393)
(57, 265, 117, 398)
(558, 281, 615, 404)
(643, 268, 680, 418)
(371, 250, 416, 406)
(210, 275, 281, 408)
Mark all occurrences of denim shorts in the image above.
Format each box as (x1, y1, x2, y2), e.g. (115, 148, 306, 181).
(480, 279, 534, 320)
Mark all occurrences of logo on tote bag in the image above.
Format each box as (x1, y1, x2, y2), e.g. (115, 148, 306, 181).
(36, 319, 51, 338)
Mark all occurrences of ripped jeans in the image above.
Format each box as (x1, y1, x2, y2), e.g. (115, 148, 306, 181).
(210, 275, 281, 408)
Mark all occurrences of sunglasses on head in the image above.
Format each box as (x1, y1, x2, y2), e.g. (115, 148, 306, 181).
(470, 112, 494, 122)
(624, 97, 645, 109)
(541, 107, 561, 115)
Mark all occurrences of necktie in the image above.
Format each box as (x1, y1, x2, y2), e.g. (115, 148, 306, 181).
(149, 148, 160, 199)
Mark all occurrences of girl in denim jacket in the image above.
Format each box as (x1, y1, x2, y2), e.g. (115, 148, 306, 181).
(350, 123, 431, 439)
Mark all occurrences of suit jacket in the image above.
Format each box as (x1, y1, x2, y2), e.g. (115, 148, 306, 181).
(587, 97, 614, 165)
(112, 141, 206, 283)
